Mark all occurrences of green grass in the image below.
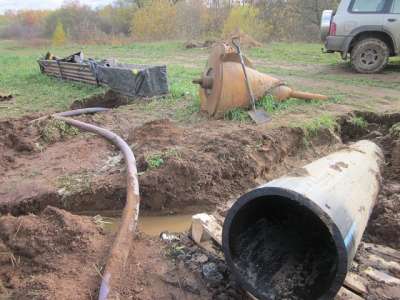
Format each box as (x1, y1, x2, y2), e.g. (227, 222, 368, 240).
(0, 39, 398, 121)
(224, 108, 250, 122)
(250, 42, 343, 65)
(224, 95, 341, 122)
(145, 148, 180, 170)
(349, 116, 368, 128)
(298, 115, 338, 139)
(390, 122, 400, 138)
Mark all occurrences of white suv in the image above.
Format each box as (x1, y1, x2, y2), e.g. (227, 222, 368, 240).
(321, 0, 400, 73)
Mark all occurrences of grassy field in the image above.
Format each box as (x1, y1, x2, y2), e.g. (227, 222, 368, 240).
(0, 39, 399, 122)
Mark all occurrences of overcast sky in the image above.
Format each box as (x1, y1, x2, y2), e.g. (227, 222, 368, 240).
(0, 0, 114, 13)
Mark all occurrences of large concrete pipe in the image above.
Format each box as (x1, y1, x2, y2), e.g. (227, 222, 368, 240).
(222, 140, 383, 300)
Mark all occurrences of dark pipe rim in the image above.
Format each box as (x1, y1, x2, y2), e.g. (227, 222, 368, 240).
(222, 186, 348, 300)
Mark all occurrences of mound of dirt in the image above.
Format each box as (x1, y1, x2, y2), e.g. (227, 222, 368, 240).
(131, 120, 311, 212)
(226, 30, 262, 48)
(70, 90, 132, 109)
(0, 207, 217, 299)
(0, 206, 107, 299)
(129, 119, 184, 151)
(184, 40, 215, 49)
(0, 117, 39, 174)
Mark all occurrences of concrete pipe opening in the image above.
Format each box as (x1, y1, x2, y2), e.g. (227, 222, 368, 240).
(222, 188, 347, 300)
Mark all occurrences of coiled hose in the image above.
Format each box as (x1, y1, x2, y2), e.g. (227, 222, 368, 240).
(54, 108, 139, 300)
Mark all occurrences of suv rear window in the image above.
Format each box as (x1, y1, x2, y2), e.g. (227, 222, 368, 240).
(350, 0, 387, 12)
(392, 0, 400, 13)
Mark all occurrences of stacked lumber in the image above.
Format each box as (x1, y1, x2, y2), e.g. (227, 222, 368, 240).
(191, 213, 400, 300)
(38, 60, 99, 85)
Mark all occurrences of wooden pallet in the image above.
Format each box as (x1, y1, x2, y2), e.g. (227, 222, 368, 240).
(191, 213, 400, 300)
(38, 60, 99, 85)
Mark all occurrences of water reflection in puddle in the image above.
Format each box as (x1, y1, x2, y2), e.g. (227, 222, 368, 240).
(98, 214, 193, 236)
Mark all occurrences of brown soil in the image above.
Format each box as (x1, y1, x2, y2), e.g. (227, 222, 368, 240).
(0, 206, 216, 300)
(70, 90, 133, 110)
(0, 206, 108, 299)
(0, 114, 338, 216)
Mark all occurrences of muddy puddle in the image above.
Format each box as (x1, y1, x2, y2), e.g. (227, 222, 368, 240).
(96, 213, 193, 236)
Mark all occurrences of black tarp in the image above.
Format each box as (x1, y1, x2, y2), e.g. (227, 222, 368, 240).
(94, 62, 169, 98)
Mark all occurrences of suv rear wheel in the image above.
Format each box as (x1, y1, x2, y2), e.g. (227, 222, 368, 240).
(350, 38, 389, 74)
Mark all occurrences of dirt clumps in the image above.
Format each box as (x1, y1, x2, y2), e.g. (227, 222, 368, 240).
(70, 90, 132, 109)
(0, 117, 39, 174)
(130, 119, 184, 151)
(0, 206, 108, 299)
(184, 40, 215, 49)
(132, 120, 306, 213)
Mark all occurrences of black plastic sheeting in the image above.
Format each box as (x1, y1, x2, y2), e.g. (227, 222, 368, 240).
(94, 62, 169, 98)
(40, 51, 169, 98)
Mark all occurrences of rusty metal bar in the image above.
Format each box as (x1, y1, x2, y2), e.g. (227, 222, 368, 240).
(54, 108, 140, 300)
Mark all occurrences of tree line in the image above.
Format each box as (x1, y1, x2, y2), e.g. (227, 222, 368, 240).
(0, 0, 340, 44)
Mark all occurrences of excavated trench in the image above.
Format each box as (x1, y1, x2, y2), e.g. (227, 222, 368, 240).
(0, 111, 399, 299)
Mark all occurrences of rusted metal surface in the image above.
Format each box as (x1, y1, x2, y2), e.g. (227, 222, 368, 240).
(54, 108, 140, 300)
(194, 42, 329, 117)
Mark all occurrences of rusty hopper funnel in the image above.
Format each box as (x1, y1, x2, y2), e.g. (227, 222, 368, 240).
(193, 43, 328, 117)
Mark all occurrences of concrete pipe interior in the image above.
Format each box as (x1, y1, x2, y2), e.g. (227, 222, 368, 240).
(223, 191, 346, 300)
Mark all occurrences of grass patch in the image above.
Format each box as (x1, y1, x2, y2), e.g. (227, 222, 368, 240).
(39, 118, 80, 143)
(57, 171, 93, 201)
(145, 148, 180, 170)
(146, 153, 165, 169)
(390, 123, 400, 138)
(224, 108, 250, 122)
(349, 116, 368, 128)
(299, 114, 338, 139)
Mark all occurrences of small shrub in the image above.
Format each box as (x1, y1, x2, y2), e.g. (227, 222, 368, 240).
(146, 153, 165, 169)
(52, 20, 66, 46)
(223, 5, 270, 41)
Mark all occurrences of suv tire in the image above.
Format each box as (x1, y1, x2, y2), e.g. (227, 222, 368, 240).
(350, 38, 389, 74)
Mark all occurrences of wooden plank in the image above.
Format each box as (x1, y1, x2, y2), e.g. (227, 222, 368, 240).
(360, 253, 400, 276)
(42, 69, 96, 81)
(43, 65, 93, 75)
(43, 67, 96, 80)
(44, 73, 97, 84)
(43, 64, 92, 73)
(44, 73, 97, 85)
(335, 287, 364, 300)
(363, 243, 400, 262)
(344, 272, 368, 296)
(363, 267, 400, 285)
(191, 213, 222, 246)
(39, 60, 91, 70)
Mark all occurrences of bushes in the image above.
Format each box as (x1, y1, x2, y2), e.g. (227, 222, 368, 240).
(52, 21, 66, 46)
(223, 6, 270, 41)
(131, 0, 177, 40)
